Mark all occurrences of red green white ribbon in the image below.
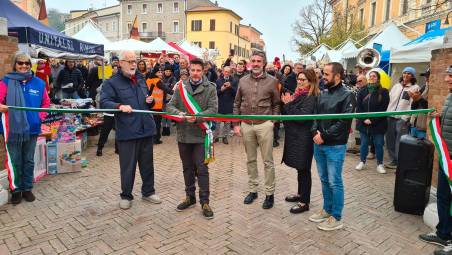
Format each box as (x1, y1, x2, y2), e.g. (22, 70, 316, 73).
(430, 116, 452, 215)
(176, 81, 215, 163)
(1, 112, 19, 191)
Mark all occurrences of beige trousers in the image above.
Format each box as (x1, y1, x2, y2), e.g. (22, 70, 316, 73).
(241, 121, 275, 195)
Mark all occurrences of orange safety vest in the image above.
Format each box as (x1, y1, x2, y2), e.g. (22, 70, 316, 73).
(146, 78, 164, 110)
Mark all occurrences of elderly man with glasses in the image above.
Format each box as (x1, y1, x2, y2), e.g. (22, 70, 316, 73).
(101, 50, 160, 210)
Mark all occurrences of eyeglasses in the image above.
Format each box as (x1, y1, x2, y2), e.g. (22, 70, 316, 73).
(16, 61, 31, 66)
(121, 60, 137, 65)
(297, 78, 307, 82)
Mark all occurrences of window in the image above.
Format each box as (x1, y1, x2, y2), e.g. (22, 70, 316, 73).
(127, 23, 132, 31)
(371, 2, 376, 26)
(142, 22, 148, 32)
(230, 22, 232, 33)
(157, 22, 163, 36)
(235, 24, 239, 35)
(359, 8, 364, 26)
(127, 4, 132, 15)
(193, 41, 202, 47)
(402, 0, 408, 15)
(209, 41, 215, 49)
(142, 4, 148, 14)
(173, 2, 179, 13)
(105, 23, 109, 32)
(191, 20, 202, 31)
(210, 19, 216, 31)
(229, 43, 232, 50)
(112, 21, 116, 32)
(157, 3, 163, 13)
(173, 21, 179, 33)
(385, 0, 391, 21)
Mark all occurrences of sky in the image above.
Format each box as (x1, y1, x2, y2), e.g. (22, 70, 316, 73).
(45, 0, 310, 61)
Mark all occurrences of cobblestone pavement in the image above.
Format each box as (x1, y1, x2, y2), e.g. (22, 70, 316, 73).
(0, 134, 438, 255)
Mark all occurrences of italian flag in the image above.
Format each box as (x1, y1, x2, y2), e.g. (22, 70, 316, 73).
(1, 112, 19, 191)
(430, 116, 452, 215)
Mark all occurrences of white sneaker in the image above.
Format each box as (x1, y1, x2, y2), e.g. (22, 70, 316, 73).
(142, 194, 162, 204)
(367, 153, 375, 160)
(309, 209, 331, 223)
(119, 199, 132, 210)
(376, 164, 386, 174)
(317, 216, 344, 231)
(355, 162, 365, 171)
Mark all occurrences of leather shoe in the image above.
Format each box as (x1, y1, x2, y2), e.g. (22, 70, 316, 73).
(11, 192, 22, 205)
(96, 149, 102, 156)
(262, 195, 274, 209)
(222, 137, 229, 144)
(243, 192, 258, 204)
(285, 194, 301, 202)
(22, 191, 35, 202)
(290, 203, 309, 214)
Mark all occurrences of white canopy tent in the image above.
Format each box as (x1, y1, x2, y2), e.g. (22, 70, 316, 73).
(390, 37, 444, 64)
(105, 39, 157, 52)
(178, 40, 203, 58)
(147, 37, 180, 53)
(73, 21, 110, 45)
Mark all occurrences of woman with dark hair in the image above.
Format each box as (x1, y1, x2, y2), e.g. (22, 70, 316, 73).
(281, 69, 319, 214)
(355, 71, 390, 174)
(0, 52, 50, 204)
(137, 59, 149, 78)
(280, 64, 297, 93)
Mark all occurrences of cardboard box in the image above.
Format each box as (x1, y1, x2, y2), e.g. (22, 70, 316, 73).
(57, 140, 82, 174)
(33, 137, 47, 183)
(46, 142, 58, 175)
(77, 131, 88, 151)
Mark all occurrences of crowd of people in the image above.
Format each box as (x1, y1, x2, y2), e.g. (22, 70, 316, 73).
(2, 48, 452, 254)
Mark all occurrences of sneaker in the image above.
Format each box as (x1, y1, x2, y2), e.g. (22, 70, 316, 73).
(355, 162, 365, 171)
(419, 232, 450, 247)
(385, 161, 397, 169)
(202, 203, 214, 219)
(309, 209, 331, 223)
(367, 153, 375, 160)
(22, 191, 35, 202)
(317, 216, 343, 231)
(96, 149, 102, 156)
(142, 194, 162, 204)
(176, 196, 196, 212)
(376, 164, 387, 174)
(119, 199, 132, 210)
(10, 192, 22, 205)
(435, 244, 452, 255)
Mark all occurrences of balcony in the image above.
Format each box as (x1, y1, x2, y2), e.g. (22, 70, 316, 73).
(139, 31, 166, 41)
(251, 42, 263, 50)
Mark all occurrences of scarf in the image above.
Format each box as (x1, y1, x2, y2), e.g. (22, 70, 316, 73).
(367, 83, 380, 94)
(4, 71, 32, 144)
(293, 86, 310, 99)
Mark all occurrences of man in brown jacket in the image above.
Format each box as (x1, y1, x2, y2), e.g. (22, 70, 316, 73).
(233, 50, 281, 209)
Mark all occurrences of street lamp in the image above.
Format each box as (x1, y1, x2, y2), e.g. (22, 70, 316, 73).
(444, 11, 451, 25)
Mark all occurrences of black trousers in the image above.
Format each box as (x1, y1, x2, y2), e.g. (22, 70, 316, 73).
(154, 114, 162, 142)
(98, 115, 116, 150)
(117, 137, 155, 200)
(273, 122, 280, 141)
(297, 168, 312, 204)
(178, 143, 209, 204)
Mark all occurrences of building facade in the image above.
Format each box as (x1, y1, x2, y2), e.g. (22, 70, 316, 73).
(240, 24, 265, 51)
(331, 0, 452, 39)
(64, 5, 121, 41)
(119, 0, 214, 42)
(12, 0, 41, 19)
(186, 5, 252, 66)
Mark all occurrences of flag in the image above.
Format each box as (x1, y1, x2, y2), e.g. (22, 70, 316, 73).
(130, 15, 140, 40)
(38, 0, 49, 25)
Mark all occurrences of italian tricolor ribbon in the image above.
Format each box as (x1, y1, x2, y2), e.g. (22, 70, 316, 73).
(176, 81, 215, 163)
(430, 116, 452, 215)
(1, 112, 19, 191)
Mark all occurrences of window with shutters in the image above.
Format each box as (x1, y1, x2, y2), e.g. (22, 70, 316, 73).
(210, 19, 215, 31)
(142, 4, 148, 14)
(209, 41, 215, 49)
(191, 20, 202, 31)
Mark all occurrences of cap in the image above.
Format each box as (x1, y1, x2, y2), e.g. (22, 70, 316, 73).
(402, 66, 417, 77)
(111, 56, 119, 62)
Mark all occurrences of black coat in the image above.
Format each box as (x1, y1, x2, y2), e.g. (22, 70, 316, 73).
(281, 72, 297, 93)
(216, 76, 237, 114)
(282, 94, 316, 170)
(55, 67, 84, 93)
(356, 86, 390, 135)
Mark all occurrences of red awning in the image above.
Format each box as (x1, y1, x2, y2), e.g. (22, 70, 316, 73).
(168, 42, 197, 60)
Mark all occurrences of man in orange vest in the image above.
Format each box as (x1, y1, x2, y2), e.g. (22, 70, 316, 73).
(146, 68, 174, 144)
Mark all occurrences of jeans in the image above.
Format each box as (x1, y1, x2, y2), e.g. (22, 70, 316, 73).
(386, 118, 409, 163)
(314, 144, 346, 220)
(178, 143, 210, 204)
(62, 91, 80, 99)
(437, 165, 452, 240)
(7, 135, 38, 193)
(214, 121, 231, 139)
(359, 133, 385, 165)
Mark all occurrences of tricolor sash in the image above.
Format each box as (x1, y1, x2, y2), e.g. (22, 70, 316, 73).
(176, 81, 215, 163)
(430, 116, 452, 215)
(1, 112, 19, 191)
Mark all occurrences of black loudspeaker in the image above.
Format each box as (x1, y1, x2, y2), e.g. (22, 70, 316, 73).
(394, 135, 434, 215)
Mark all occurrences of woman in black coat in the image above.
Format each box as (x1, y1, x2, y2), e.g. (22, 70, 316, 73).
(354, 71, 389, 174)
(281, 69, 319, 214)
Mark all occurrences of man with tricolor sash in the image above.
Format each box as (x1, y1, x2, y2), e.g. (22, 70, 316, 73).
(167, 58, 218, 219)
(420, 66, 452, 255)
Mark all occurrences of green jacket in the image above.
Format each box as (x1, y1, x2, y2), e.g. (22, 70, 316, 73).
(441, 93, 452, 155)
(167, 78, 218, 144)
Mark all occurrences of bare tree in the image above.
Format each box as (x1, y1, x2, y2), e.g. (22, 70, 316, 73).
(292, 0, 333, 55)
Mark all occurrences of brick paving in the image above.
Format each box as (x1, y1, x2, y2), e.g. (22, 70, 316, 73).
(0, 133, 438, 255)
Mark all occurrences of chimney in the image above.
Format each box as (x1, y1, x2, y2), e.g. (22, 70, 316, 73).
(215, 1, 218, 6)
